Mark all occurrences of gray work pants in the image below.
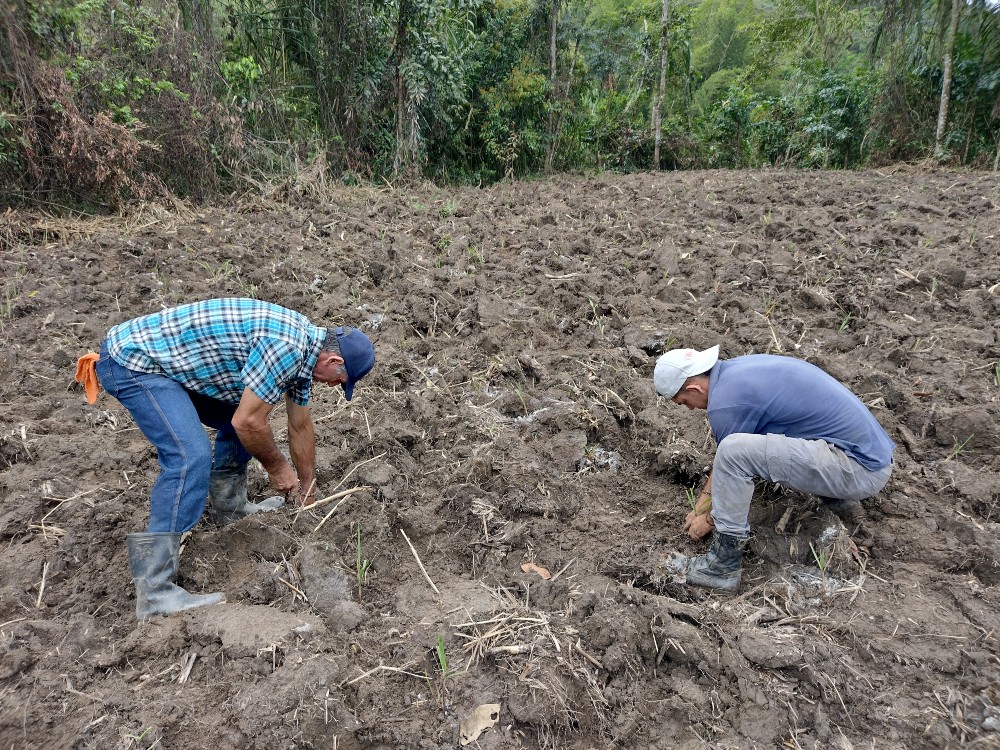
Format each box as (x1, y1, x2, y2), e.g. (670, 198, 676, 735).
(711, 433, 892, 536)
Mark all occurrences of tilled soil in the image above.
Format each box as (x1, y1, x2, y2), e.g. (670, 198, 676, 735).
(1, 168, 999, 750)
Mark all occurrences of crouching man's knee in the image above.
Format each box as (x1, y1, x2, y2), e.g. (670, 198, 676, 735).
(715, 433, 769, 476)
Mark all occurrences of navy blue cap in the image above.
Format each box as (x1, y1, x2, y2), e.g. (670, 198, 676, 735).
(335, 326, 375, 400)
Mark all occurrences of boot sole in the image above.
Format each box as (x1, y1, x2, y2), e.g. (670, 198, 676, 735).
(686, 571, 741, 592)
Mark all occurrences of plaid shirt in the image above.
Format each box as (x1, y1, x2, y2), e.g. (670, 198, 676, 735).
(106, 298, 326, 406)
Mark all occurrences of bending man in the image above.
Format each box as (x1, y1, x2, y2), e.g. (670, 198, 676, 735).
(654, 345, 894, 592)
(83, 298, 375, 619)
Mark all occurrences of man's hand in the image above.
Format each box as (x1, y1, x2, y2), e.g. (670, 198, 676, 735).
(268, 462, 299, 496)
(683, 510, 715, 540)
(292, 484, 318, 507)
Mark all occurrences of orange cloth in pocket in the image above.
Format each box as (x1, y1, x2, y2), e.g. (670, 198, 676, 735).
(75, 352, 101, 404)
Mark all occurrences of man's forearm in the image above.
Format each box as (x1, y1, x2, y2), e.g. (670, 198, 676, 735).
(234, 422, 290, 474)
(288, 419, 316, 489)
(695, 472, 713, 515)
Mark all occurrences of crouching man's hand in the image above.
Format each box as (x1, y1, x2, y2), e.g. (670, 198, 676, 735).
(683, 510, 715, 540)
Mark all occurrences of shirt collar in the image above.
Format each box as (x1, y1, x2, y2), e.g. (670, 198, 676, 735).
(297, 325, 326, 381)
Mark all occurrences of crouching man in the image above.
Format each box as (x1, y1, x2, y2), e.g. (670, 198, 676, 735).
(653, 345, 894, 592)
(79, 298, 375, 619)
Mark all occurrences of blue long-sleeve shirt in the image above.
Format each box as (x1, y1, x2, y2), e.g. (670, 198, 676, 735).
(707, 355, 895, 470)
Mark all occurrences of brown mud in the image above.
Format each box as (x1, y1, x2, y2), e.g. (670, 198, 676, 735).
(1, 169, 999, 750)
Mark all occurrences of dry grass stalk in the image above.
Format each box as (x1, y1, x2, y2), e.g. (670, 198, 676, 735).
(549, 558, 576, 582)
(65, 677, 104, 703)
(293, 485, 370, 529)
(456, 589, 612, 730)
(330, 453, 387, 494)
(275, 558, 308, 603)
(400, 529, 441, 595)
(40, 486, 104, 523)
(29, 523, 65, 540)
(932, 688, 976, 744)
(310, 498, 351, 534)
(277, 576, 308, 603)
(456, 611, 549, 665)
(299, 478, 317, 504)
(823, 672, 854, 727)
(178, 652, 197, 684)
(572, 640, 603, 670)
(35, 561, 48, 607)
(340, 663, 427, 687)
(470, 499, 500, 541)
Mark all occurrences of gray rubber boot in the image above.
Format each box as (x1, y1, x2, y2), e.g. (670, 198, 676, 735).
(127, 533, 224, 620)
(208, 467, 284, 526)
(820, 496, 867, 528)
(686, 531, 749, 592)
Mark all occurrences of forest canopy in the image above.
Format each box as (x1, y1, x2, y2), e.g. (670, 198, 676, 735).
(0, 0, 998, 207)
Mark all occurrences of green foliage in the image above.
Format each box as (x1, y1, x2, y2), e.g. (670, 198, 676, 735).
(435, 634, 454, 676)
(2, 0, 228, 204)
(4, 0, 1000, 202)
(581, 85, 652, 170)
(482, 62, 549, 176)
(690, 0, 754, 79)
(424, 0, 544, 181)
(0, 108, 23, 180)
(791, 67, 880, 167)
(219, 56, 264, 105)
(744, 0, 876, 74)
(946, 434, 975, 460)
(698, 64, 881, 168)
(684, 487, 697, 510)
(65, 57, 188, 126)
(223, 0, 354, 150)
(26, 0, 102, 52)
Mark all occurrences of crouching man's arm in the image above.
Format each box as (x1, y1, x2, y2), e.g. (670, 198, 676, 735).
(683, 471, 715, 540)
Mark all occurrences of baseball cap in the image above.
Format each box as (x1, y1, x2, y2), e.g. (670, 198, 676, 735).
(653, 345, 720, 398)
(334, 326, 375, 400)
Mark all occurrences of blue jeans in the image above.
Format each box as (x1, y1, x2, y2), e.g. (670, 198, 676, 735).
(711, 433, 893, 536)
(96, 342, 251, 532)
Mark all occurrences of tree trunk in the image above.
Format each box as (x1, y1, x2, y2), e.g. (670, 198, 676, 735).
(549, 37, 579, 170)
(935, 0, 961, 157)
(392, 0, 412, 178)
(651, 0, 669, 170)
(545, 0, 558, 173)
(178, 0, 214, 45)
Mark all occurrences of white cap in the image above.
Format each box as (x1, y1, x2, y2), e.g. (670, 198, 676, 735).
(653, 345, 720, 397)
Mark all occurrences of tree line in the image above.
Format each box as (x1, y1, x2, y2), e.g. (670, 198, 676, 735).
(1, 0, 997, 207)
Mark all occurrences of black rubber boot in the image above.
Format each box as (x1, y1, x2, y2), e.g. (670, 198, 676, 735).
(127, 533, 224, 620)
(686, 531, 748, 592)
(820, 496, 867, 528)
(208, 467, 284, 526)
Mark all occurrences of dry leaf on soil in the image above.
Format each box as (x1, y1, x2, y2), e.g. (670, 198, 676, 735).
(520, 562, 551, 579)
(460, 703, 501, 745)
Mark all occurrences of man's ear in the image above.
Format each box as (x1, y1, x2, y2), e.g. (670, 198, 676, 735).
(318, 352, 345, 367)
(685, 377, 708, 395)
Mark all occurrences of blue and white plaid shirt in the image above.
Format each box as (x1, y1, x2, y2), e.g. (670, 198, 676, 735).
(106, 298, 326, 406)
